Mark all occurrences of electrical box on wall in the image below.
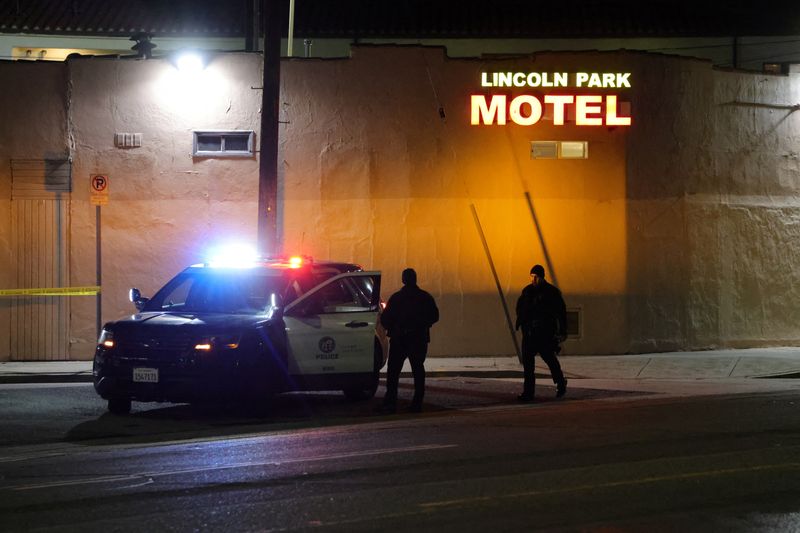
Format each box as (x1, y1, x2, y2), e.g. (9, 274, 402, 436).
(114, 133, 142, 148)
(566, 308, 582, 339)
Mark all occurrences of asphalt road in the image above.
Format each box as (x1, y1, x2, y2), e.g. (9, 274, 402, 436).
(2, 378, 800, 531)
(0, 377, 635, 447)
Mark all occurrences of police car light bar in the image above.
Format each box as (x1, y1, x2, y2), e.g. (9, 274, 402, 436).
(205, 244, 259, 268)
(262, 254, 313, 268)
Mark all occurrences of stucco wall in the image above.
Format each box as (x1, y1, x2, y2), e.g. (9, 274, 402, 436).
(280, 47, 631, 356)
(1, 46, 799, 360)
(626, 55, 800, 351)
(690, 68, 800, 349)
(63, 48, 632, 358)
(66, 54, 262, 357)
(0, 61, 69, 359)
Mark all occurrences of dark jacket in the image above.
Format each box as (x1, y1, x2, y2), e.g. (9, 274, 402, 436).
(380, 284, 439, 343)
(515, 280, 567, 339)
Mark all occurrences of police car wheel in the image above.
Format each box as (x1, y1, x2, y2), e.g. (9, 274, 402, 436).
(108, 398, 132, 415)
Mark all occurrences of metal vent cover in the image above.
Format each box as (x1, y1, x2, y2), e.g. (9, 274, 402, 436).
(530, 141, 558, 159)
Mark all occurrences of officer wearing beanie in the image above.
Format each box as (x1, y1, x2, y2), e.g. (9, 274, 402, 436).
(379, 268, 439, 413)
(515, 264, 568, 402)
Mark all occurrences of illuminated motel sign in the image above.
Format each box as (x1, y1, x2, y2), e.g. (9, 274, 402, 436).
(471, 72, 632, 127)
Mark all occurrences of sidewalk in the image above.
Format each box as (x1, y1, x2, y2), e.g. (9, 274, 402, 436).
(428, 347, 800, 380)
(2, 347, 800, 383)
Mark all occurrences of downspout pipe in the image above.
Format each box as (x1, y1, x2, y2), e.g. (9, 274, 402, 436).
(287, 0, 295, 57)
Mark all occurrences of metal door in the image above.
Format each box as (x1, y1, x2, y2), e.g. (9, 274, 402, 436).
(9, 159, 71, 360)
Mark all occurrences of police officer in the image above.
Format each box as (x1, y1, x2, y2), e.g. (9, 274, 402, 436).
(515, 264, 568, 402)
(380, 268, 439, 413)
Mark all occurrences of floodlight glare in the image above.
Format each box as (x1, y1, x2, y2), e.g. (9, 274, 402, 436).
(176, 52, 204, 73)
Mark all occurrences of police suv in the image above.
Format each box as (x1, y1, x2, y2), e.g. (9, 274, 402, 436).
(93, 254, 386, 414)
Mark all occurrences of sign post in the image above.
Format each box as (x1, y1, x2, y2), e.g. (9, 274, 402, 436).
(90, 175, 109, 338)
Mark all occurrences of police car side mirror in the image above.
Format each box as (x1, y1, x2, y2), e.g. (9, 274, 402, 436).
(267, 300, 284, 320)
(129, 287, 149, 312)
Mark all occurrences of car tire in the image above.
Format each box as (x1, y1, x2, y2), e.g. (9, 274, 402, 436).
(342, 346, 381, 401)
(108, 398, 132, 415)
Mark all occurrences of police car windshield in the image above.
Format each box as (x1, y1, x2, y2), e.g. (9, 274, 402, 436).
(144, 268, 288, 314)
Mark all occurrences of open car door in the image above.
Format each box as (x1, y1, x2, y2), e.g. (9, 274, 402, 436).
(283, 271, 381, 378)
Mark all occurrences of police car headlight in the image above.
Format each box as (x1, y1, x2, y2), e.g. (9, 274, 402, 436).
(98, 329, 115, 349)
(195, 333, 241, 351)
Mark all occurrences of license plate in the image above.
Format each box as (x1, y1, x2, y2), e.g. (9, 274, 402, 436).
(133, 367, 159, 383)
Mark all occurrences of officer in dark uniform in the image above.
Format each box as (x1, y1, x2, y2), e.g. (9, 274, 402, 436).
(515, 264, 568, 402)
(380, 268, 439, 413)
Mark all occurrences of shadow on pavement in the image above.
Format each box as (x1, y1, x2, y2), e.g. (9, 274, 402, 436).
(65, 391, 393, 446)
(64, 377, 642, 446)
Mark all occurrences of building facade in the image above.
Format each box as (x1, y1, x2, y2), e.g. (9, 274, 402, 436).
(1, 45, 799, 360)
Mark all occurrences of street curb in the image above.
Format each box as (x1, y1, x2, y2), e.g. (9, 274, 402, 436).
(0, 375, 94, 384)
(0, 370, 543, 385)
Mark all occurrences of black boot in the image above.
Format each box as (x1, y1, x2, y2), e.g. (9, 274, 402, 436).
(556, 379, 568, 398)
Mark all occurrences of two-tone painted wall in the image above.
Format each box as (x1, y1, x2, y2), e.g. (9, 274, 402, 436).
(0, 46, 798, 360)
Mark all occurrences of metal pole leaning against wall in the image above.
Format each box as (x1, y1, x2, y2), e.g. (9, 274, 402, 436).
(523, 191, 559, 288)
(470, 204, 522, 363)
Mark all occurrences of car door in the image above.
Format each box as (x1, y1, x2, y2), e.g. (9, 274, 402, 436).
(283, 271, 381, 377)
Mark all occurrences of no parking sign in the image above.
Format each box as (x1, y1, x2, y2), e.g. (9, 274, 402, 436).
(90, 174, 109, 205)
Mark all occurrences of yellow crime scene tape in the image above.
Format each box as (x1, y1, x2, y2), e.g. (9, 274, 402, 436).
(0, 286, 101, 296)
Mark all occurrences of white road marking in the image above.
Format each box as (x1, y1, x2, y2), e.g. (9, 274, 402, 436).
(110, 478, 154, 490)
(420, 461, 800, 509)
(8, 443, 457, 491)
(0, 383, 90, 390)
(0, 452, 66, 463)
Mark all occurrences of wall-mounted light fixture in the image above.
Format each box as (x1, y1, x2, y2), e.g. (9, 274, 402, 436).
(153, 49, 226, 116)
(130, 32, 157, 59)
